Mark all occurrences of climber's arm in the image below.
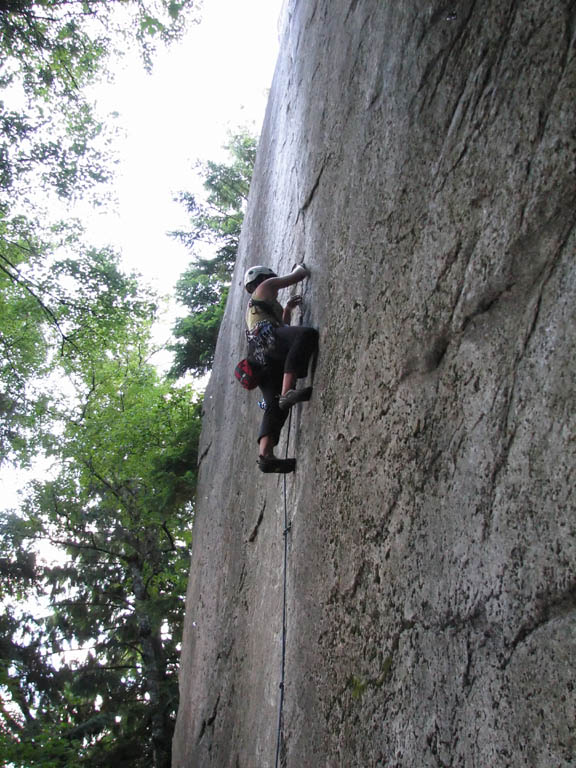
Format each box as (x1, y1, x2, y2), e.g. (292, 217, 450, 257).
(282, 295, 303, 325)
(254, 264, 310, 301)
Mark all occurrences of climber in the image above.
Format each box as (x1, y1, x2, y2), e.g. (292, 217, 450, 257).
(244, 263, 318, 474)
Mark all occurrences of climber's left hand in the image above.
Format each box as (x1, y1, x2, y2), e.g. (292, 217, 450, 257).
(286, 295, 303, 309)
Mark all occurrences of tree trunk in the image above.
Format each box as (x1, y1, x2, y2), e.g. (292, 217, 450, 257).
(130, 560, 173, 768)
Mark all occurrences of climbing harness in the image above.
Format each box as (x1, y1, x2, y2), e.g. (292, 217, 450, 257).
(274, 408, 292, 768)
(246, 320, 277, 366)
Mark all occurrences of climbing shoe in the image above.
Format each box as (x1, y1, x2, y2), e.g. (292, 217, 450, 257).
(278, 386, 313, 411)
(258, 456, 296, 474)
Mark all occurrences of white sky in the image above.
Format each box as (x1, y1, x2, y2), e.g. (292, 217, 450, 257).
(86, 0, 285, 295)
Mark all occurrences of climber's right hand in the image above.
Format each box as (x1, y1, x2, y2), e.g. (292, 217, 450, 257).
(292, 262, 310, 278)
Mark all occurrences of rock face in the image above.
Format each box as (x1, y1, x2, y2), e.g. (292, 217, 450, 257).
(173, 1, 576, 766)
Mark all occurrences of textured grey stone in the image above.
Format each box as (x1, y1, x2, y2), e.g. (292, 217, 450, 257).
(173, 1, 576, 766)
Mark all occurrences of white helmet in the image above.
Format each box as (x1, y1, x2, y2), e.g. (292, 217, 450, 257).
(244, 265, 277, 292)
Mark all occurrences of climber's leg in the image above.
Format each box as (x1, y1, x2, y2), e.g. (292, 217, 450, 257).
(281, 371, 297, 396)
(273, 326, 319, 381)
(256, 365, 295, 473)
(258, 432, 296, 473)
(271, 326, 318, 408)
(258, 434, 275, 457)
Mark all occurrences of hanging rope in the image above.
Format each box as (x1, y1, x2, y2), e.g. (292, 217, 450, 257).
(274, 408, 293, 768)
(275, 289, 310, 767)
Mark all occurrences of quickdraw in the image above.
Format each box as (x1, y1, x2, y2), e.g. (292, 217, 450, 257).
(246, 320, 277, 366)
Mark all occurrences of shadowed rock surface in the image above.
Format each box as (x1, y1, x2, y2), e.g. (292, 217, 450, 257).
(173, 1, 576, 766)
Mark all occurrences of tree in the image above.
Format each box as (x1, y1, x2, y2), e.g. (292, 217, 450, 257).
(0, 221, 157, 465)
(0, 3, 202, 763)
(0, 346, 201, 767)
(0, 0, 198, 461)
(169, 131, 257, 377)
(0, 217, 51, 461)
(170, 131, 256, 274)
(0, 229, 201, 764)
(0, 0, 198, 208)
(0, 0, 193, 78)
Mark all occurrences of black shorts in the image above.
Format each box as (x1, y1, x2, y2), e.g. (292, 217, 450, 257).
(256, 326, 318, 446)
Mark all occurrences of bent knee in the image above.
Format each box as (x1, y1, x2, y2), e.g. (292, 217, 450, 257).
(303, 327, 319, 343)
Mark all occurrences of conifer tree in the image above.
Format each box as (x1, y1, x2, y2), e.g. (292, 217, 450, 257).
(169, 131, 257, 377)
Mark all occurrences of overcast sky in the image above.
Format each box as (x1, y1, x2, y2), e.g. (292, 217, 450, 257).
(85, 0, 285, 296)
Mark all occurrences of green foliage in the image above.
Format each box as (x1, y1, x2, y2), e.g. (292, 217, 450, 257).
(0, 215, 157, 465)
(0, 2, 202, 764)
(0, 228, 50, 459)
(348, 675, 368, 700)
(0, 347, 201, 767)
(0, 0, 196, 91)
(170, 131, 256, 270)
(169, 131, 257, 378)
(170, 278, 229, 377)
(0, 0, 196, 461)
(0, 256, 198, 767)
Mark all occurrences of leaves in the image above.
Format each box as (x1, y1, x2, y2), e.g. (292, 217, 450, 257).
(169, 131, 257, 378)
(1, 343, 201, 767)
(0, 215, 159, 465)
(0, 4, 204, 761)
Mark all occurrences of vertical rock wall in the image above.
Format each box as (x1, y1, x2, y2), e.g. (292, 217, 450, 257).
(173, 1, 576, 766)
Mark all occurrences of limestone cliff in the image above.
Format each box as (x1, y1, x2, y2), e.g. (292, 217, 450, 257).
(173, 1, 576, 766)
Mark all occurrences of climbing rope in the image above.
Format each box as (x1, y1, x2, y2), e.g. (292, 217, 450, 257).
(274, 408, 292, 768)
(275, 288, 310, 767)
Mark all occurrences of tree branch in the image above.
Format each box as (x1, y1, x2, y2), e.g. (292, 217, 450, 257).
(161, 521, 176, 552)
(0, 695, 24, 734)
(0, 256, 78, 353)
